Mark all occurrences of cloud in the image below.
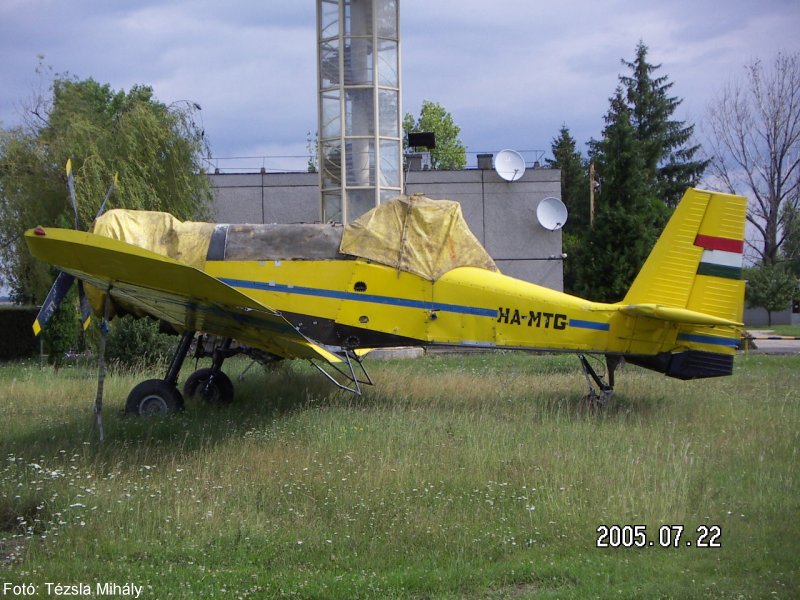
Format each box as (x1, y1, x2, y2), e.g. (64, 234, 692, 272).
(1, 0, 798, 167)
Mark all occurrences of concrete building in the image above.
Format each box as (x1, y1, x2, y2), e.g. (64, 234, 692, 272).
(209, 163, 565, 290)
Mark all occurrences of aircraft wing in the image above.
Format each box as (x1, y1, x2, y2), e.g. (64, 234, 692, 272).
(24, 227, 342, 363)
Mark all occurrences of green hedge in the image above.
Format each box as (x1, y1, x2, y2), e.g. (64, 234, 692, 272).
(0, 306, 39, 360)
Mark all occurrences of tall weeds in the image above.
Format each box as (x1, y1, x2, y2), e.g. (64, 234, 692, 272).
(0, 353, 797, 597)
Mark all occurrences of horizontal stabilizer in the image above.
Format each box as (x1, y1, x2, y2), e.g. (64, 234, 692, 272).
(621, 304, 742, 327)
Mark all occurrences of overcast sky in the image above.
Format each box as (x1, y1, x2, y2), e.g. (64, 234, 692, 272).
(1, 0, 799, 173)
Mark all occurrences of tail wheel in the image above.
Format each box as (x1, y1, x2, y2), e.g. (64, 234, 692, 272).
(183, 368, 234, 405)
(125, 379, 184, 416)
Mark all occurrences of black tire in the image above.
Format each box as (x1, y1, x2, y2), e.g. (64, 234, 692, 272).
(183, 368, 234, 405)
(125, 379, 184, 416)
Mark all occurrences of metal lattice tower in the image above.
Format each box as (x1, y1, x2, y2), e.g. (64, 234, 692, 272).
(317, 0, 402, 223)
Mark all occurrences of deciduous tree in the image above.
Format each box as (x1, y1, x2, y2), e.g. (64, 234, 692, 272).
(745, 263, 797, 326)
(0, 74, 212, 304)
(705, 52, 800, 265)
(782, 203, 800, 277)
(403, 100, 466, 170)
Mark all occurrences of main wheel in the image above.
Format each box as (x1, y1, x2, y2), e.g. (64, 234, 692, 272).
(125, 379, 184, 416)
(183, 368, 234, 405)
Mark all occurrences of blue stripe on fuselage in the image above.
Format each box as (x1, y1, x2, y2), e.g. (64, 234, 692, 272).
(218, 278, 498, 318)
(677, 332, 739, 347)
(569, 319, 610, 331)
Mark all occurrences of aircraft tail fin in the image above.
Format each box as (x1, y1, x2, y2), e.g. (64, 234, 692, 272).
(623, 188, 747, 326)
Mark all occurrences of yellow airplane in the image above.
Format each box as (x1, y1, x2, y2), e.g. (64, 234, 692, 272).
(25, 187, 746, 415)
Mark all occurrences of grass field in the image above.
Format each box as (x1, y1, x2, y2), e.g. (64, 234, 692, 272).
(752, 324, 800, 337)
(0, 351, 798, 598)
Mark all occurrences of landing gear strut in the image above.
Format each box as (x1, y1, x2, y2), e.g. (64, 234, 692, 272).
(125, 330, 195, 416)
(183, 337, 235, 404)
(578, 354, 620, 410)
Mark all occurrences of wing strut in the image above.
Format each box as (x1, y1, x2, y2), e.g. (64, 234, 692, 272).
(309, 351, 373, 395)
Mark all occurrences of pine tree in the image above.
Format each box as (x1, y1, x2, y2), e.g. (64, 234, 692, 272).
(569, 43, 702, 300)
(547, 125, 590, 232)
(620, 41, 707, 207)
(576, 89, 667, 302)
(547, 126, 589, 293)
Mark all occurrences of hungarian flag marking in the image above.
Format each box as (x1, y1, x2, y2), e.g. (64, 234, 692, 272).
(694, 235, 743, 280)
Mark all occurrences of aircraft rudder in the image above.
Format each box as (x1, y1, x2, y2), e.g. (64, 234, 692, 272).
(623, 188, 710, 307)
(623, 188, 746, 325)
(686, 191, 747, 324)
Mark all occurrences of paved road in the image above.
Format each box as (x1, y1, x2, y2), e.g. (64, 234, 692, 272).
(744, 330, 800, 355)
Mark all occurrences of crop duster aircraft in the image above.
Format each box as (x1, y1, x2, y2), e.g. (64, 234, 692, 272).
(26, 185, 746, 415)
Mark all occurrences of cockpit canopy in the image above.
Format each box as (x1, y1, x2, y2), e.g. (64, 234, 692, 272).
(93, 195, 497, 281)
(340, 195, 497, 280)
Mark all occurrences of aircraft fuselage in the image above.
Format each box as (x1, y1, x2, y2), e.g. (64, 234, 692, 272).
(205, 257, 716, 359)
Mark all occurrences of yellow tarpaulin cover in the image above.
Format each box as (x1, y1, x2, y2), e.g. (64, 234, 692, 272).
(340, 195, 497, 281)
(93, 209, 214, 269)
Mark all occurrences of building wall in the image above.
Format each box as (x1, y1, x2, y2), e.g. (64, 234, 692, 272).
(743, 306, 793, 327)
(209, 166, 564, 290)
(211, 172, 320, 224)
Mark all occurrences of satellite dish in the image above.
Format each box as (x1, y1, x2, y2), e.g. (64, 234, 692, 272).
(494, 149, 526, 182)
(536, 197, 568, 231)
